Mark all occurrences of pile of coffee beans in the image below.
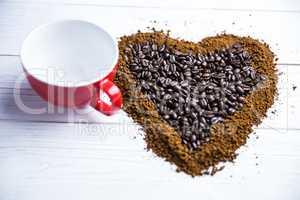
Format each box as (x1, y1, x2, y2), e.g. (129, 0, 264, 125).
(116, 32, 277, 176)
(126, 42, 264, 150)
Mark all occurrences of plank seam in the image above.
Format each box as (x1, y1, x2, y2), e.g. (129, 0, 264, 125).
(0, 118, 297, 131)
(3, 1, 300, 13)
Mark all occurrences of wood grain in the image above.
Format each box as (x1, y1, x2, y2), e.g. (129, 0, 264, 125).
(0, 2, 300, 64)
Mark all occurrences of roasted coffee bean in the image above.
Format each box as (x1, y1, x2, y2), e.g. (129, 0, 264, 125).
(141, 59, 149, 66)
(170, 110, 178, 119)
(233, 43, 242, 49)
(211, 117, 223, 124)
(192, 142, 198, 149)
(158, 44, 166, 52)
(228, 95, 237, 101)
(170, 55, 176, 63)
(228, 108, 236, 114)
(200, 98, 208, 108)
(237, 103, 244, 110)
(184, 71, 192, 77)
(238, 96, 245, 103)
(234, 68, 241, 74)
(202, 73, 210, 79)
(126, 42, 263, 150)
(151, 44, 158, 51)
(236, 85, 245, 94)
(163, 114, 170, 120)
(212, 106, 219, 113)
(225, 65, 233, 71)
(207, 95, 215, 102)
(191, 112, 198, 120)
(250, 71, 256, 79)
(191, 134, 197, 142)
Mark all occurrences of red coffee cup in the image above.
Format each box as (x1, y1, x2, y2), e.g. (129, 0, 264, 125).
(20, 20, 122, 115)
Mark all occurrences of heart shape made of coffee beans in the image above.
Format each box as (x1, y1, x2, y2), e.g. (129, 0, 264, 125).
(115, 32, 277, 176)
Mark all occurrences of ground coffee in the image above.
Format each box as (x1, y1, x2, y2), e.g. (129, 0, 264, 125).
(115, 31, 277, 176)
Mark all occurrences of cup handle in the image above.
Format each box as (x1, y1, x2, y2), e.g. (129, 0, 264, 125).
(92, 79, 122, 115)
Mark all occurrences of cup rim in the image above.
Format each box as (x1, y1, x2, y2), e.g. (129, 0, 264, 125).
(20, 19, 119, 88)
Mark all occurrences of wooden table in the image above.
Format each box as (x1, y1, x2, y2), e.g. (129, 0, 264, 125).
(0, 0, 300, 199)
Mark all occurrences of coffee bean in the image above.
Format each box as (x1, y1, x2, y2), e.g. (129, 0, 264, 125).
(236, 85, 245, 94)
(202, 73, 210, 79)
(207, 95, 215, 102)
(170, 55, 176, 63)
(233, 43, 242, 49)
(225, 65, 233, 71)
(191, 134, 197, 142)
(159, 44, 166, 52)
(211, 117, 223, 124)
(200, 98, 208, 108)
(238, 96, 245, 103)
(202, 61, 207, 67)
(151, 44, 158, 51)
(228, 108, 236, 114)
(237, 103, 244, 110)
(191, 112, 198, 120)
(250, 71, 256, 79)
(170, 110, 178, 119)
(164, 114, 170, 120)
(234, 68, 241, 74)
(184, 70, 192, 77)
(199, 122, 206, 129)
(212, 106, 219, 113)
(192, 142, 198, 149)
(182, 139, 188, 145)
(228, 95, 237, 101)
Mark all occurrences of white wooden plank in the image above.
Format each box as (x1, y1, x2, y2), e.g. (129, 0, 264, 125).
(0, 56, 289, 129)
(260, 65, 288, 130)
(0, 2, 299, 200)
(287, 66, 300, 129)
(0, 3, 300, 63)
(5, 0, 300, 12)
(0, 120, 299, 200)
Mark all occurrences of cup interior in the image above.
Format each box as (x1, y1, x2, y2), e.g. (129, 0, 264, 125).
(21, 20, 118, 87)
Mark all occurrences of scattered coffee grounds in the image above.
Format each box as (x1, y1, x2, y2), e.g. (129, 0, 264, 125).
(115, 31, 277, 176)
